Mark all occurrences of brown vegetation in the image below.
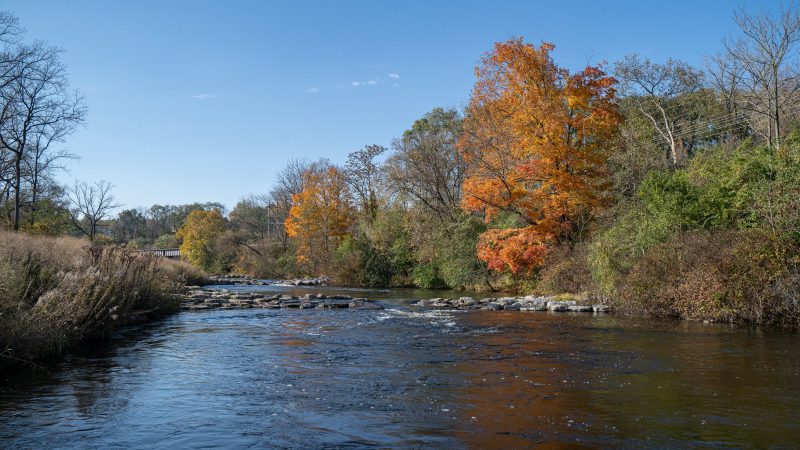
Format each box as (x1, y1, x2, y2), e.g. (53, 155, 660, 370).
(0, 231, 204, 369)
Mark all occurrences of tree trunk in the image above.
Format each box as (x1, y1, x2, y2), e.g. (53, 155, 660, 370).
(12, 153, 21, 231)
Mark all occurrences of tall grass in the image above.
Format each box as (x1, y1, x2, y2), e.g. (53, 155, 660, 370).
(0, 231, 205, 368)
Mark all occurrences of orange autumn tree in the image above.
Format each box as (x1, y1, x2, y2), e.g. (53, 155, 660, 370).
(285, 164, 355, 275)
(460, 39, 620, 275)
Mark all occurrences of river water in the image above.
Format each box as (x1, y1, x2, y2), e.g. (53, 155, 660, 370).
(1, 285, 799, 449)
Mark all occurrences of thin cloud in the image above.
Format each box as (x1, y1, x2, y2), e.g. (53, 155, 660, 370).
(351, 78, 382, 87)
(303, 87, 319, 94)
(388, 73, 400, 79)
(192, 93, 214, 100)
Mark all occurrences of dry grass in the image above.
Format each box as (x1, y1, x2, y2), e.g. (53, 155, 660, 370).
(0, 231, 205, 369)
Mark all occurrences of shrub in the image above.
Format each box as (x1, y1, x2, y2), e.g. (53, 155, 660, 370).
(536, 244, 594, 295)
(617, 230, 800, 324)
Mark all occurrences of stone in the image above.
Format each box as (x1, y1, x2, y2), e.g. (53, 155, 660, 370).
(504, 302, 522, 311)
(486, 302, 503, 311)
(456, 297, 476, 306)
(323, 299, 351, 308)
(349, 299, 384, 310)
(568, 305, 594, 312)
(593, 304, 611, 313)
(547, 302, 570, 312)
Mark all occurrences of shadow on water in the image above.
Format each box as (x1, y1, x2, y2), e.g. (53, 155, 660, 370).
(1, 286, 799, 448)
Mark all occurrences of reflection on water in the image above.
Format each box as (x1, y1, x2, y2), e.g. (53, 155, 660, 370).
(1, 288, 799, 448)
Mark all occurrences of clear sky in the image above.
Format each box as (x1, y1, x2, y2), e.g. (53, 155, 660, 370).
(0, 0, 779, 211)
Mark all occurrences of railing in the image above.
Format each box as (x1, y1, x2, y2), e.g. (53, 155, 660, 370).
(141, 248, 181, 258)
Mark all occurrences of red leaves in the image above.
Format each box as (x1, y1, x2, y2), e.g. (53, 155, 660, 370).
(476, 227, 550, 275)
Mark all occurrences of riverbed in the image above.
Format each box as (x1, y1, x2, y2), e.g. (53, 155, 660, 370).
(1, 285, 798, 448)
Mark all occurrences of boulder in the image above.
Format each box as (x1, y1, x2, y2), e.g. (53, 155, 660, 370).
(323, 299, 351, 308)
(486, 302, 503, 311)
(349, 299, 384, 310)
(456, 297, 476, 306)
(568, 305, 594, 312)
(496, 297, 518, 306)
(593, 304, 612, 313)
(504, 302, 522, 311)
(547, 302, 570, 312)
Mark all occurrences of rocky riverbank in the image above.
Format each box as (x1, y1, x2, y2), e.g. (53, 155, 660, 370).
(206, 275, 330, 287)
(175, 286, 610, 315)
(415, 295, 611, 313)
(176, 287, 383, 311)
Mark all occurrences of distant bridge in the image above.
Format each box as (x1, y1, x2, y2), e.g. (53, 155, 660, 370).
(141, 248, 181, 258)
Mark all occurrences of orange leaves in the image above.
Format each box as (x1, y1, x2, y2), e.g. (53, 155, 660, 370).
(476, 227, 549, 275)
(284, 165, 354, 275)
(461, 38, 620, 275)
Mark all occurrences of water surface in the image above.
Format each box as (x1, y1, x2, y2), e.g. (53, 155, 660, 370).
(1, 287, 798, 448)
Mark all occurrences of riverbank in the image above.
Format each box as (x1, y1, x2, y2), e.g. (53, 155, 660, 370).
(0, 231, 208, 370)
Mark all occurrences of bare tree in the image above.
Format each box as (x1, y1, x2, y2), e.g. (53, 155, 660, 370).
(614, 55, 705, 165)
(706, 53, 748, 142)
(344, 144, 386, 220)
(66, 180, 121, 241)
(386, 107, 466, 222)
(725, 4, 800, 150)
(0, 41, 85, 230)
(23, 124, 77, 225)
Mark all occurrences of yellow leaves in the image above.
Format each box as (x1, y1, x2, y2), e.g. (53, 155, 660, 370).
(176, 209, 226, 270)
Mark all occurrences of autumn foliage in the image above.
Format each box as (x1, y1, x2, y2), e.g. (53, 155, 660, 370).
(177, 209, 226, 271)
(460, 39, 620, 275)
(285, 165, 354, 275)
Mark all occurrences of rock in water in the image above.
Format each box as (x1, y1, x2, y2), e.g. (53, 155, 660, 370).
(568, 305, 594, 312)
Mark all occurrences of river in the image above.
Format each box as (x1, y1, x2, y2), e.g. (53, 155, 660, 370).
(1, 285, 798, 448)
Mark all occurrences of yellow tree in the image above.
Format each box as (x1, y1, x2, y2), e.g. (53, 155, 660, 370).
(285, 165, 354, 275)
(460, 39, 620, 275)
(177, 209, 226, 271)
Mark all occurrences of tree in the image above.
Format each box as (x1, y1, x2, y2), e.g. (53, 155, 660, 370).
(284, 164, 354, 275)
(176, 209, 226, 271)
(724, 4, 800, 150)
(229, 194, 278, 241)
(386, 107, 467, 222)
(0, 41, 85, 231)
(461, 39, 620, 275)
(614, 55, 705, 164)
(112, 208, 147, 243)
(344, 144, 386, 220)
(268, 158, 326, 248)
(65, 180, 120, 241)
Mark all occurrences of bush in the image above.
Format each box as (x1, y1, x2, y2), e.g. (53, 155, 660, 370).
(536, 243, 594, 295)
(617, 230, 799, 325)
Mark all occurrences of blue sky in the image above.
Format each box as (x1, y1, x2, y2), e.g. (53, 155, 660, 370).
(0, 0, 778, 211)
